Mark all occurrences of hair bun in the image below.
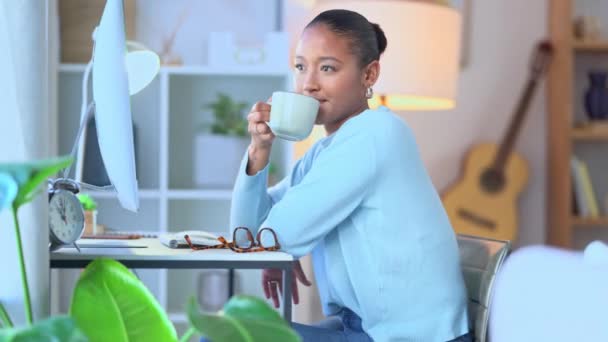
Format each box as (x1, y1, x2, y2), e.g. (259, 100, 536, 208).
(370, 22, 387, 55)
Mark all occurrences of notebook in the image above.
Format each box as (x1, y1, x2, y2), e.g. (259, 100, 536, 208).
(159, 230, 221, 249)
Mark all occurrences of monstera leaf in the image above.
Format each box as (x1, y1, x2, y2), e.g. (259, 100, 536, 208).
(70, 258, 177, 342)
(187, 295, 301, 342)
(0, 316, 87, 342)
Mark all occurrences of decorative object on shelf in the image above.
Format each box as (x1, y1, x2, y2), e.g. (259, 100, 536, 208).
(78, 194, 99, 235)
(207, 31, 289, 69)
(442, 40, 554, 242)
(58, 0, 136, 63)
(194, 93, 250, 188)
(573, 15, 602, 41)
(584, 70, 608, 121)
(159, 2, 190, 65)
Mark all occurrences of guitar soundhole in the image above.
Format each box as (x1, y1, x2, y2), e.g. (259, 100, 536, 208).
(480, 168, 505, 193)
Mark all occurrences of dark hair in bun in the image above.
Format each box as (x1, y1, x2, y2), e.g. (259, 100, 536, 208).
(306, 9, 388, 66)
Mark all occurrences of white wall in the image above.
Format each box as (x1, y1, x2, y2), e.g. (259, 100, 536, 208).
(0, 0, 51, 324)
(410, 0, 548, 248)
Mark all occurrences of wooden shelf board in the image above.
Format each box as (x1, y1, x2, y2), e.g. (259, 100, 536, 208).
(571, 125, 608, 140)
(572, 216, 608, 226)
(573, 40, 608, 52)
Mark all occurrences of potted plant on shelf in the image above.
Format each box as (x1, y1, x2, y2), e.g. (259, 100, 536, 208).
(194, 93, 250, 188)
(77, 194, 98, 235)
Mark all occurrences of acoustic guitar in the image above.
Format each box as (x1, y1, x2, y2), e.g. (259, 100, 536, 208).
(441, 40, 553, 242)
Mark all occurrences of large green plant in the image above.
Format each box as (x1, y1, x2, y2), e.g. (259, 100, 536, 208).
(201, 93, 248, 137)
(0, 157, 300, 341)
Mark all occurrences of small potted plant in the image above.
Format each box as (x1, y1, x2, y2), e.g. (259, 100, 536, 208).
(77, 194, 98, 235)
(194, 93, 250, 188)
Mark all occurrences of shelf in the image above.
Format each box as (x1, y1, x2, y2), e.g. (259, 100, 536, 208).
(162, 65, 290, 77)
(571, 125, 608, 141)
(167, 190, 232, 200)
(83, 189, 161, 199)
(572, 216, 608, 227)
(573, 40, 608, 52)
(59, 63, 290, 77)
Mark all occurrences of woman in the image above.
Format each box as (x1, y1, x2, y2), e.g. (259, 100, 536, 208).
(230, 9, 471, 342)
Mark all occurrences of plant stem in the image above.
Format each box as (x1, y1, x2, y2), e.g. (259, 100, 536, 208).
(0, 301, 14, 328)
(12, 207, 33, 325)
(179, 326, 196, 342)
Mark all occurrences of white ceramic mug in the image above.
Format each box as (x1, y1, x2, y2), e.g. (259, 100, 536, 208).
(266, 91, 319, 141)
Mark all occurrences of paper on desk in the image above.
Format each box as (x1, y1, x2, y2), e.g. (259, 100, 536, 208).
(72, 239, 148, 248)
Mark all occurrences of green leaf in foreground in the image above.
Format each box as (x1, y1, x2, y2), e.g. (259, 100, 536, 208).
(70, 258, 177, 342)
(0, 315, 87, 342)
(187, 295, 301, 342)
(0, 156, 73, 210)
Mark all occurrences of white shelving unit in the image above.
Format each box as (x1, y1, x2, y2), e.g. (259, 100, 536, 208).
(53, 63, 294, 328)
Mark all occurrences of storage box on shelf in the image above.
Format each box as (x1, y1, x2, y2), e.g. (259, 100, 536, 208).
(54, 63, 294, 322)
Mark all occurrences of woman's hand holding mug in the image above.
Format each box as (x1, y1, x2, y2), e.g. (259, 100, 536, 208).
(246, 99, 274, 175)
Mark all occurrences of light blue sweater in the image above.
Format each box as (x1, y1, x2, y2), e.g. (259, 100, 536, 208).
(230, 107, 469, 341)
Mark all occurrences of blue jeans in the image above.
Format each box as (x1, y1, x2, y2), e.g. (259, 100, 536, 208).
(291, 308, 373, 342)
(291, 308, 473, 342)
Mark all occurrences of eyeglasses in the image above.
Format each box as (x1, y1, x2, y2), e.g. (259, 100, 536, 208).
(184, 227, 281, 253)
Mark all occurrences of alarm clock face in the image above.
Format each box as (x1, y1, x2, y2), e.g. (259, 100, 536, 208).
(49, 189, 85, 245)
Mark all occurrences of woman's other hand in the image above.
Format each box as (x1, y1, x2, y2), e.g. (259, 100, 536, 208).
(262, 260, 312, 308)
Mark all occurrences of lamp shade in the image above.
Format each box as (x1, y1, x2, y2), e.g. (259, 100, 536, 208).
(313, 0, 461, 110)
(125, 41, 160, 95)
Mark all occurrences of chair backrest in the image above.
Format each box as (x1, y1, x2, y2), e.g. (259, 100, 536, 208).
(456, 234, 510, 342)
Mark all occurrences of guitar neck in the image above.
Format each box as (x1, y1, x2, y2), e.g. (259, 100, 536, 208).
(492, 77, 539, 171)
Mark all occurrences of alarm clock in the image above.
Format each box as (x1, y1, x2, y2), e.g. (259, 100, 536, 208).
(48, 178, 85, 251)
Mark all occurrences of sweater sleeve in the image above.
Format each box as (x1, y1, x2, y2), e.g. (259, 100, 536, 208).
(229, 152, 300, 238)
(261, 131, 377, 258)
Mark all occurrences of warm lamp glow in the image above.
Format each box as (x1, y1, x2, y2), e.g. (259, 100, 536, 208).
(313, 1, 462, 111)
(369, 94, 455, 111)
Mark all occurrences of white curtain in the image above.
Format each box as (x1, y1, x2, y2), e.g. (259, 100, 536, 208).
(0, 0, 57, 324)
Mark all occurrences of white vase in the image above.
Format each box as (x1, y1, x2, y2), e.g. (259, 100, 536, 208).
(194, 134, 249, 188)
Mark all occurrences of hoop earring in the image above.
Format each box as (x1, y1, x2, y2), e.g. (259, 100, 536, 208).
(365, 87, 373, 99)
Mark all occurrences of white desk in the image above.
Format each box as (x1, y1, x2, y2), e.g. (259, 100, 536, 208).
(50, 238, 295, 321)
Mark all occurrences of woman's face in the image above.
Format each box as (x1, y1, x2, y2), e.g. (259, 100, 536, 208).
(293, 24, 378, 132)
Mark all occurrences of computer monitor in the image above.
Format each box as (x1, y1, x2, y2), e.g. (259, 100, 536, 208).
(80, 0, 159, 212)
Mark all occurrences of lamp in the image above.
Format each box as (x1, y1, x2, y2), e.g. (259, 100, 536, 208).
(64, 0, 160, 212)
(313, 0, 461, 110)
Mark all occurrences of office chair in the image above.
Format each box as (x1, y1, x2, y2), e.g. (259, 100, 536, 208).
(456, 234, 511, 342)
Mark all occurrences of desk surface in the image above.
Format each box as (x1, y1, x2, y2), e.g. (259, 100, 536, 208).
(50, 238, 295, 322)
(51, 238, 294, 263)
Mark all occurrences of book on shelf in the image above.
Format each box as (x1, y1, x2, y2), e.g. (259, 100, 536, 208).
(570, 156, 600, 218)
